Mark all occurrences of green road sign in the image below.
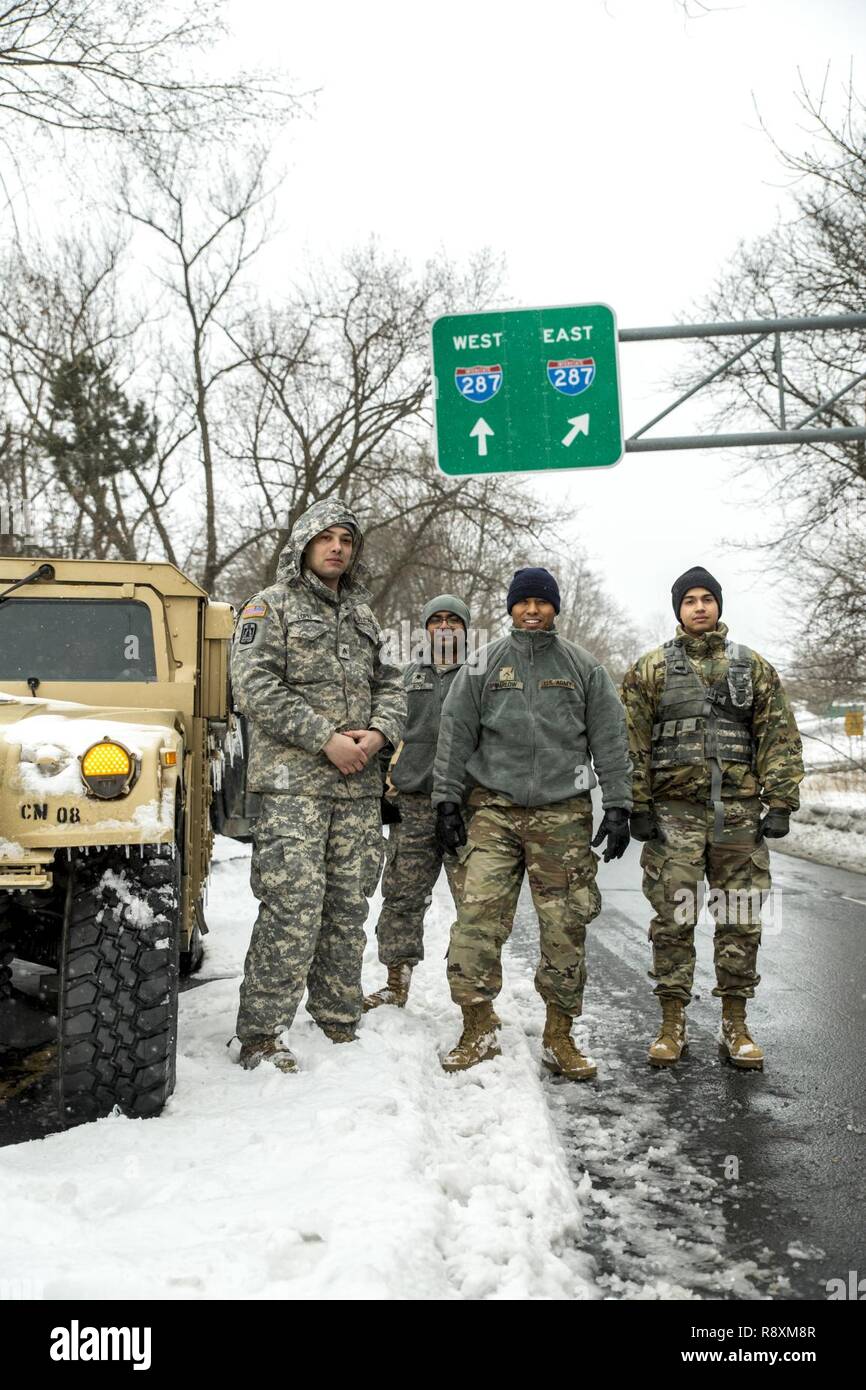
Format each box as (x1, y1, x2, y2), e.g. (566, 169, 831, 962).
(431, 303, 623, 477)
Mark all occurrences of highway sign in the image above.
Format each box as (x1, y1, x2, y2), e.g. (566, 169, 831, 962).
(431, 303, 622, 476)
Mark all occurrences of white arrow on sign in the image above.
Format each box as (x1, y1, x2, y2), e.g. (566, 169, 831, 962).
(470, 417, 495, 457)
(561, 414, 590, 448)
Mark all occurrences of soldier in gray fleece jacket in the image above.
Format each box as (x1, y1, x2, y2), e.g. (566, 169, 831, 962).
(363, 593, 472, 1013)
(432, 566, 632, 1080)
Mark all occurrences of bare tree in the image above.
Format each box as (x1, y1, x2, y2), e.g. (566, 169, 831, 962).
(0, 233, 186, 561)
(552, 553, 644, 682)
(675, 76, 866, 701)
(119, 143, 275, 589)
(0, 1, 299, 140)
(212, 242, 576, 614)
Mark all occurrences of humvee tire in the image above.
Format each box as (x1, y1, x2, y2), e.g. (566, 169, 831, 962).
(57, 846, 181, 1123)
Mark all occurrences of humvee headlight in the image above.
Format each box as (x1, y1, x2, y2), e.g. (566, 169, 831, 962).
(80, 740, 136, 799)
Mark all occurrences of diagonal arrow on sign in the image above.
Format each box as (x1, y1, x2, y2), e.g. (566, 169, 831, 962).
(470, 417, 495, 457)
(561, 414, 590, 448)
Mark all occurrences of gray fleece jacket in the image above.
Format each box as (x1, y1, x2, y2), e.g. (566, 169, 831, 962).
(432, 627, 633, 810)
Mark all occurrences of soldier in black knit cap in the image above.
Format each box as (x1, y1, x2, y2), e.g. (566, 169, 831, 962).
(621, 565, 804, 1071)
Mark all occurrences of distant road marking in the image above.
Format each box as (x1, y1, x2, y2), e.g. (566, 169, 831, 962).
(841, 895, 866, 907)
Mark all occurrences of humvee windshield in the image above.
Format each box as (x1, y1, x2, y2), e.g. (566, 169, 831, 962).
(0, 599, 157, 681)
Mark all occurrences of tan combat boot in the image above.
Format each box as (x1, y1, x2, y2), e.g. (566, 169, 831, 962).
(719, 997, 764, 1070)
(647, 998, 688, 1067)
(362, 963, 413, 1012)
(239, 1036, 298, 1073)
(542, 1003, 597, 1081)
(441, 1003, 501, 1073)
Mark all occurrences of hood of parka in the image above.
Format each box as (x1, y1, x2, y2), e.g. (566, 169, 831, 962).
(275, 498, 371, 593)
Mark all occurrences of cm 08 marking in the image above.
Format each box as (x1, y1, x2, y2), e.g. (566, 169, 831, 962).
(19, 803, 81, 822)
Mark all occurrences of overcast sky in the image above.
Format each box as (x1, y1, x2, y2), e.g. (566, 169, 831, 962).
(228, 2, 865, 664)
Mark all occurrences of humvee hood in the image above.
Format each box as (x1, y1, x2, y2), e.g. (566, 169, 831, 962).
(0, 693, 179, 763)
(275, 499, 370, 591)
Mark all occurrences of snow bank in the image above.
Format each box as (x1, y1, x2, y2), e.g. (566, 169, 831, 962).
(774, 820, 866, 876)
(776, 769, 866, 875)
(796, 709, 865, 772)
(0, 838, 597, 1301)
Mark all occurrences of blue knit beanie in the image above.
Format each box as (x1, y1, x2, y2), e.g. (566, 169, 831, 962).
(506, 567, 561, 614)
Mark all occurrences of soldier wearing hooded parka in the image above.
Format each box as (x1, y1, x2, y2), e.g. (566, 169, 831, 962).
(230, 500, 406, 1073)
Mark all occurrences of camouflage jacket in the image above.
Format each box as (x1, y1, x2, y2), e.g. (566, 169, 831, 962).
(231, 500, 406, 798)
(433, 627, 633, 810)
(620, 623, 804, 813)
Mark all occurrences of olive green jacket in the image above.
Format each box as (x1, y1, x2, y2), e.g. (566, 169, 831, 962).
(432, 627, 632, 810)
(390, 660, 462, 795)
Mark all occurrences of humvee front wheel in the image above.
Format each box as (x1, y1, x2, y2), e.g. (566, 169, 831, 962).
(58, 846, 181, 1124)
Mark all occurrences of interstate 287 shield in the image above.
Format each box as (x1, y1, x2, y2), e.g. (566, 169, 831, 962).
(547, 358, 596, 396)
(455, 364, 503, 403)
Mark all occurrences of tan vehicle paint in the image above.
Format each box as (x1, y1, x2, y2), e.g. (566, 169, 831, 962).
(0, 559, 234, 960)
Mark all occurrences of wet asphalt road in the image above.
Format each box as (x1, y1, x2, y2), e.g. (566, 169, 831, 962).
(509, 836, 866, 1300)
(3, 838, 865, 1303)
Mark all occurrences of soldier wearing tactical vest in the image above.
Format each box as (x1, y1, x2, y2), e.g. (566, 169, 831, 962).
(620, 566, 804, 1070)
(433, 567, 633, 1079)
(363, 594, 472, 1012)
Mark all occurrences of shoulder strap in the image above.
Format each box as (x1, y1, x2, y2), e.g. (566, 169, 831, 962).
(663, 639, 690, 677)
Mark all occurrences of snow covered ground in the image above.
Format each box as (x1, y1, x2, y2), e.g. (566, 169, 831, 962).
(783, 712, 866, 875)
(796, 709, 865, 778)
(0, 836, 599, 1301)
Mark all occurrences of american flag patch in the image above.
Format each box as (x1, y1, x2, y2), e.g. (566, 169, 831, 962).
(241, 601, 268, 618)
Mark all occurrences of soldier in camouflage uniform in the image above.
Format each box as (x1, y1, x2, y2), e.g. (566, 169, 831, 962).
(363, 594, 472, 1013)
(230, 500, 406, 1073)
(620, 566, 804, 1070)
(433, 567, 633, 1080)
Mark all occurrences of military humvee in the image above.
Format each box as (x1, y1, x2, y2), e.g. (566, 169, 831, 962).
(0, 558, 241, 1123)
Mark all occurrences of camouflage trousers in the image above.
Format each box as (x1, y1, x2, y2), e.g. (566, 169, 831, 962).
(447, 791, 601, 1014)
(236, 794, 383, 1041)
(640, 798, 772, 1003)
(375, 792, 467, 967)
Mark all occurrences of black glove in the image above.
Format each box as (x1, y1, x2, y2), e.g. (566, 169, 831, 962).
(436, 801, 467, 853)
(381, 796, 401, 826)
(591, 807, 631, 862)
(629, 810, 658, 842)
(759, 809, 790, 839)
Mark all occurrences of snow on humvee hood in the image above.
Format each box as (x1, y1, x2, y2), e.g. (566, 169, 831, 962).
(0, 691, 177, 799)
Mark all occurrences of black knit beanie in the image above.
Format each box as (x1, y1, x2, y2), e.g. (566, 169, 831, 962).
(507, 567, 561, 614)
(672, 566, 723, 620)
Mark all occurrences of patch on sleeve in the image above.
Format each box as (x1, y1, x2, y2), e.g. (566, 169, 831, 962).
(241, 601, 269, 619)
(238, 621, 261, 646)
